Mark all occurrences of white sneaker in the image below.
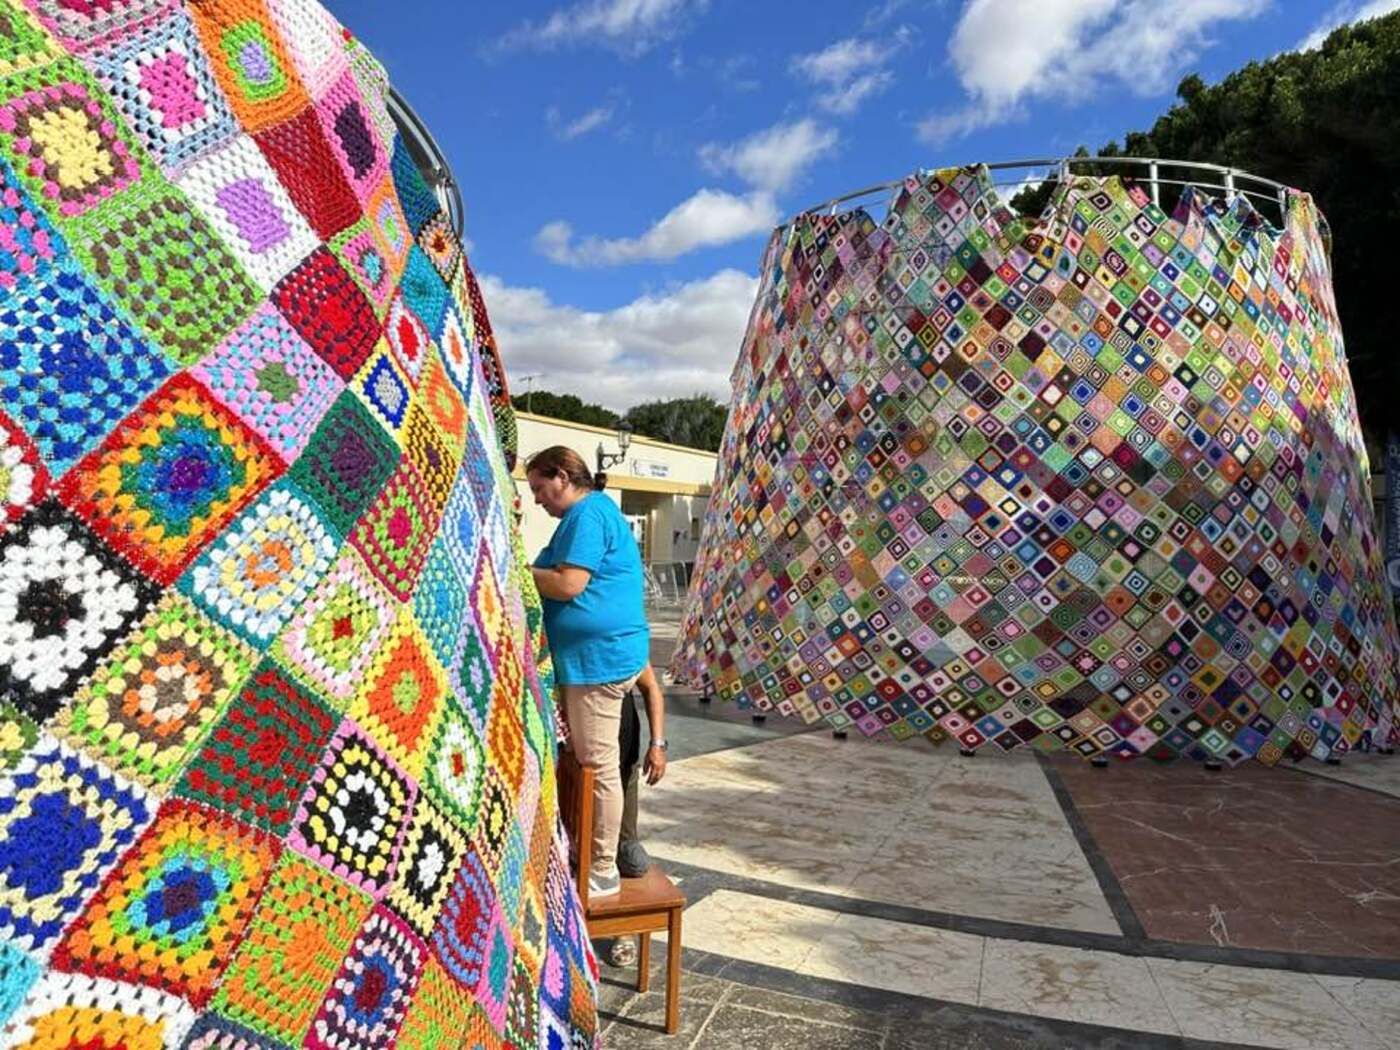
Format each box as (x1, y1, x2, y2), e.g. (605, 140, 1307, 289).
(588, 870, 621, 899)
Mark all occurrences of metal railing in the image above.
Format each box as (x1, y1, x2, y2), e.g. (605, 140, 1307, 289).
(386, 87, 465, 237)
(644, 562, 693, 605)
(791, 156, 1307, 227)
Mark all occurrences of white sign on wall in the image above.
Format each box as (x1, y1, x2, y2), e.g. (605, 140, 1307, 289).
(631, 458, 671, 479)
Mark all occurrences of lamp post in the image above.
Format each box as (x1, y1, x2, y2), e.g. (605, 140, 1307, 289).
(596, 421, 633, 476)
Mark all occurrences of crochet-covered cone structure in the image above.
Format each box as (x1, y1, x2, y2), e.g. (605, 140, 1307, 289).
(0, 1, 598, 1046)
(674, 166, 1400, 766)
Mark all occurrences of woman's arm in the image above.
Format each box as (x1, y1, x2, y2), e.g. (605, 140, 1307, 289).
(637, 663, 668, 785)
(531, 563, 592, 601)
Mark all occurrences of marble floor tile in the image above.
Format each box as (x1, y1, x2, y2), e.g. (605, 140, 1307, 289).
(802, 911, 984, 1006)
(1312, 974, 1400, 1046)
(1053, 757, 1400, 957)
(1147, 960, 1391, 1050)
(978, 938, 1179, 1036)
(675, 889, 826, 973)
(1289, 754, 1400, 801)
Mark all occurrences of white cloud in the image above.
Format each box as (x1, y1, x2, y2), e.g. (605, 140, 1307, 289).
(496, 0, 705, 56)
(483, 269, 758, 409)
(698, 118, 840, 193)
(534, 189, 778, 266)
(1298, 0, 1400, 50)
(547, 103, 616, 140)
(918, 0, 1270, 143)
(790, 31, 911, 115)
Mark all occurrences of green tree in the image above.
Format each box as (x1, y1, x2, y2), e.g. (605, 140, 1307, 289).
(1009, 12, 1400, 455)
(511, 390, 619, 430)
(624, 395, 730, 452)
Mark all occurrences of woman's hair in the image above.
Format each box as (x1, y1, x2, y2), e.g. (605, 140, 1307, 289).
(524, 446, 608, 491)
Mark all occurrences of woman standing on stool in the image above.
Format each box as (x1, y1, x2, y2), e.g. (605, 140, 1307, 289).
(526, 446, 652, 899)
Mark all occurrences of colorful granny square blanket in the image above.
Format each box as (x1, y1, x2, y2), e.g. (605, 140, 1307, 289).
(0, 0, 596, 1045)
(675, 166, 1400, 765)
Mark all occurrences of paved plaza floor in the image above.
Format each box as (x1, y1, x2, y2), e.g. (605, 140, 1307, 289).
(600, 608, 1400, 1047)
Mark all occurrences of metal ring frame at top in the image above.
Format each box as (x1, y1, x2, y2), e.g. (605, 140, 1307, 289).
(793, 156, 1307, 226)
(386, 86, 465, 238)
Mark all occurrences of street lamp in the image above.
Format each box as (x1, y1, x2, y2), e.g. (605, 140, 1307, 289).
(597, 421, 633, 476)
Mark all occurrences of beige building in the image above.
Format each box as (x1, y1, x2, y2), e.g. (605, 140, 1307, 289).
(511, 413, 717, 587)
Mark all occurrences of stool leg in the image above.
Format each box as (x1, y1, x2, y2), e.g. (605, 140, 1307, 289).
(665, 909, 682, 1035)
(636, 934, 650, 993)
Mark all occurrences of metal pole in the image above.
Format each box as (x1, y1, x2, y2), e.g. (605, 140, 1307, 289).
(1148, 161, 1161, 207)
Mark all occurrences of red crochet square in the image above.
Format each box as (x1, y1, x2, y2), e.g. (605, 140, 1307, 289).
(254, 107, 361, 241)
(274, 248, 382, 381)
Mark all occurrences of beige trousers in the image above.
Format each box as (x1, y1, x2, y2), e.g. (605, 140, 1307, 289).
(563, 675, 638, 879)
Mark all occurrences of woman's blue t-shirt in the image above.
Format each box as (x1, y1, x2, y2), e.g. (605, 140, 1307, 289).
(535, 491, 649, 686)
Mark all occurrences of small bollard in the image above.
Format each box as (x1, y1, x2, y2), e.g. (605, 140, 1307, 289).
(1091, 756, 1109, 769)
(1325, 755, 1342, 766)
(751, 714, 766, 725)
(958, 747, 976, 757)
(832, 730, 848, 740)
(1204, 759, 1223, 772)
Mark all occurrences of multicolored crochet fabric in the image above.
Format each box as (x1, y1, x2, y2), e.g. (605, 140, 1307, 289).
(675, 166, 1400, 765)
(0, 0, 596, 1046)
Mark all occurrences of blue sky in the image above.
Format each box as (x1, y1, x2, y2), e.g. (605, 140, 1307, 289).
(325, 0, 1397, 410)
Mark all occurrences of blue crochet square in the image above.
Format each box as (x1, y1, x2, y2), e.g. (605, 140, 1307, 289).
(0, 262, 169, 474)
(0, 741, 153, 951)
(399, 245, 450, 338)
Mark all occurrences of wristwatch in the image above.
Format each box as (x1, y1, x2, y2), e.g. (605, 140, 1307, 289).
(649, 738, 669, 752)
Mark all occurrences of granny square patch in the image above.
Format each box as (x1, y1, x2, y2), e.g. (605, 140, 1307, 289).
(53, 592, 257, 789)
(329, 218, 395, 317)
(185, 0, 307, 132)
(4, 970, 195, 1049)
(273, 247, 382, 380)
(83, 188, 261, 365)
(304, 906, 423, 1049)
(422, 698, 485, 836)
(364, 173, 411, 279)
(50, 799, 281, 1007)
(383, 295, 431, 386)
(0, 739, 152, 952)
(211, 852, 371, 1046)
(350, 459, 437, 603)
(58, 374, 286, 587)
(397, 245, 449, 339)
(313, 68, 386, 205)
(393, 955, 472, 1050)
(0, 65, 145, 221)
(416, 212, 459, 283)
(0, 940, 40, 1027)
(0, 499, 159, 725)
(174, 658, 338, 835)
(0, 2, 63, 79)
(190, 304, 344, 461)
(22, 0, 175, 50)
(178, 481, 339, 648)
(349, 607, 447, 779)
(430, 846, 493, 991)
(472, 900, 515, 1036)
(0, 153, 66, 293)
(0, 261, 169, 475)
(175, 134, 320, 292)
(384, 794, 467, 942)
(84, 9, 236, 173)
(253, 106, 360, 240)
(270, 545, 395, 707)
(354, 347, 411, 435)
(264, 0, 346, 99)
(286, 390, 400, 537)
(0, 410, 49, 535)
(435, 304, 474, 402)
(412, 539, 468, 673)
(389, 136, 438, 236)
(287, 720, 416, 896)
(420, 347, 469, 450)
